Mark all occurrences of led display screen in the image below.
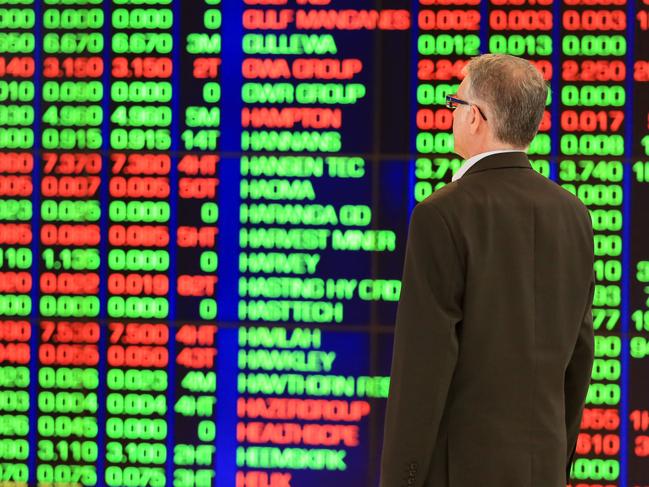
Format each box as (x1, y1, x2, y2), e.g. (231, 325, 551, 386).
(0, 0, 647, 485)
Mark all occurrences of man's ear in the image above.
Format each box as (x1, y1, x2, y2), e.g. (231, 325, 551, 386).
(468, 105, 481, 135)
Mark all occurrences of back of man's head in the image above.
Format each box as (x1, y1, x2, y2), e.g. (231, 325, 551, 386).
(466, 54, 548, 148)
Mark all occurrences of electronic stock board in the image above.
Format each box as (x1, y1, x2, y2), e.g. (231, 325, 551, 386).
(0, 0, 647, 486)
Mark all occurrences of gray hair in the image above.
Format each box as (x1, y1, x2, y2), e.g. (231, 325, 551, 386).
(465, 54, 547, 148)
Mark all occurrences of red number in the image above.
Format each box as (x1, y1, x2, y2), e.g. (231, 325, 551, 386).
(0, 153, 32, 173)
(109, 322, 124, 344)
(562, 60, 625, 82)
(42, 153, 101, 175)
(112, 57, 172, 78)
(418, 9, 480, 30)
(0, 224, 31, 245)
(107, 345, 168, 368)
(0, 176, 31, 196)
(178, 155, 218, 176)
(108, 274, 169, 296)
(635, 61, 649, 82)
(0, 57, 34, 78)
(581, 408, 619, 430)
(39, 273, 99, 294)
(193, 58, 221, 78)
(109, 176, 170, 198)
(563, 10, 626, 31)
(0, 272, 31, 293)
(108, 225, 169, 247)
(176, 325, 217, 346)
(111, 153, 170, 175)
(416, 109, 453, 130)
(0, 320, 30, 342)
(417, 59, 467, 81)
(41, 175, 100, 198)
(39, 344, 99, 366)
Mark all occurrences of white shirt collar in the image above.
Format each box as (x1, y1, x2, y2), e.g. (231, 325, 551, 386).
(452, 149, 526, 182)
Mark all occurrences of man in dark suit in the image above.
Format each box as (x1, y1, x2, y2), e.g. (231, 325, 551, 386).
(379, 54, 595, 486)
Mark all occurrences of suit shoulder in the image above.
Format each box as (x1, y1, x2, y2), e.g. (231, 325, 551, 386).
(418, 180, 464, 213)
(530, 171, 592, 219)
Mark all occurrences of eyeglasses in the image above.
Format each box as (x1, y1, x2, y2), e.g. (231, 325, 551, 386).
(446, 95, 488, 121)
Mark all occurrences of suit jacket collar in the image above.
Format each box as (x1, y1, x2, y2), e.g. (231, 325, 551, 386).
(463, 151, 532, 178)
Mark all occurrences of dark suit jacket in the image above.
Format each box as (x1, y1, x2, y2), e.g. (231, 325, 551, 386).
(379, 152, 595, 487)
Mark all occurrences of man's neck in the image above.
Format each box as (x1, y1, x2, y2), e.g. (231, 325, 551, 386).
(452, 147, 527, 182)
(464, 144, 525, 160)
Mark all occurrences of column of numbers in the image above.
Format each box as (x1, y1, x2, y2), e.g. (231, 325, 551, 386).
(104, 322, 169, 487)
(40, 1, 105, 321)
(36, 321, 100, 486)
(107, 0, 173, 323)
(173, 323, 218, 486)
(414, 0, 479, 199)
(0, 1, 36, 319)
(0, 319, 30, 484)
(177, 0, 220, 323)
(559, 1, 627, 483)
